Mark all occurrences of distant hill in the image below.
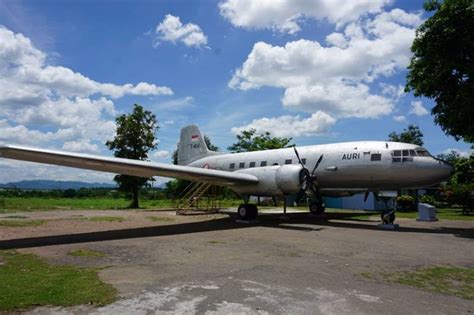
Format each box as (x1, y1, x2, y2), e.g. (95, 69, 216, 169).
(0, 180, 116, 190)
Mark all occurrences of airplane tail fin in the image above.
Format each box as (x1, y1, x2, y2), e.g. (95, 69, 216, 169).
(177, 125, 217, 165)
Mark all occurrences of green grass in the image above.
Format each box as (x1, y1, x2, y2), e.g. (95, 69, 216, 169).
(68, 249, 106, 258)
(0, 251, 116, 311)
(0, 219, 46, 227)
(146, 216, 174, 222)
(1, 196, 472, 221)
(383, 266, 474, 299)
(396, 207, 474, 221)
(0, 197, 177, 212)
(86, 216, 126, 222)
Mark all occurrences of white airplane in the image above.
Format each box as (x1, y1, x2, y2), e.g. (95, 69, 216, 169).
(0, 125, 452, 223)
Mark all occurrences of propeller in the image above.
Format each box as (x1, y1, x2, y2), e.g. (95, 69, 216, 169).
(293, 147, 324, 204)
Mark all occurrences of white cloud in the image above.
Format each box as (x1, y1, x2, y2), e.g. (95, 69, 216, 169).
(153, 150, 170, 159)
(393, 115, 406, 123)
(282, 82, 393, 119)
(0, 26, 173, 182)
(0, 159, 115, 183)
(219, 0, 391, 34)
(154, 96, 195, 111)
(62, 140, 100, 153)
(380, 83, 405, 100)
(0, 27, 172, 103)
(409, 101, 429, 116)
(231, 112, 336, 138)
(155, 14, 208, 48)
(229, 9, 421, 133)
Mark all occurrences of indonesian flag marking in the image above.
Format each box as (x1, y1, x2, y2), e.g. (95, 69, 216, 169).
(191, 135, 199, 142)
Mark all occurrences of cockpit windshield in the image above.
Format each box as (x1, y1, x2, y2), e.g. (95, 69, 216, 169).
(391, 149, 417, 162)
(416, 149, 431, 157)
(391, 148, 432, 162)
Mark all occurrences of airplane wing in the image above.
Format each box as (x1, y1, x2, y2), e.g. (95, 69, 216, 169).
(0, 145, 259, 186)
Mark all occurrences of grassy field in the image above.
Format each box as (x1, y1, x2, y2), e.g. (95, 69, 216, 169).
(0, 197, 174, 212)
(0, 197, 242, 213)
(0, 251, 116, 311)
(383, 266, 474, 300)
(146, 216, 175, 222)
(0, 219, 46, 227)
(0, 197, 472, 221)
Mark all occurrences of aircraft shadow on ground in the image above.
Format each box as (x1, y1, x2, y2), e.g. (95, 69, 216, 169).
(262, 212, 474, 240)
(0, 216, 251, 250)
(0, 212, 472, 250)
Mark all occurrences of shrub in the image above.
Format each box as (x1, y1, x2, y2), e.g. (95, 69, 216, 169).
(419, 195, 439, 207)
(396, 195, 416, 211)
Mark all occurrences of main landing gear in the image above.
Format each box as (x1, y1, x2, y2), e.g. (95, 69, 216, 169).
(237, 204, 258, 220)
(381, 209, 396, 224)
(309, 201, 325, 215)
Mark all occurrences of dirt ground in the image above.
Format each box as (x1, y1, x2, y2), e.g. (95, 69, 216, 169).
(1, 209, 473, 314)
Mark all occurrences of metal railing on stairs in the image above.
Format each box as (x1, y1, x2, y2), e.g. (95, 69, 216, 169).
(174, 182, 221, 215)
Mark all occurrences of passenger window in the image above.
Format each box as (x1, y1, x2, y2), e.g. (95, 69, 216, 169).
(260, 161, 267, 167)
(402, 150, 409, 156)
(301, 158, 306, 165)
(403, 157, 413, 162)
(229, 163, 235, 169)
(285, 159, 292, 165)
(249, 162, 256, 168)
(393, 150, 401, 156)
(239, 162, 245, 168)
(393, 158, 401, 163)
(410, 150, 416, 156)
(273, 163, 279, 166)
(371, 153, 381, 161)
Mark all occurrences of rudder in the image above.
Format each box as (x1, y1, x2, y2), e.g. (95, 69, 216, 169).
(177, 125, 212, 165)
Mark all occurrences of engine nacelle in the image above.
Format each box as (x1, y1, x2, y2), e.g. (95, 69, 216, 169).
(232, 164, 303, 196)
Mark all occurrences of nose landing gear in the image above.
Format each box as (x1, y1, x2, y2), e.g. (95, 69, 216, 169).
(381, 211, 396, 224)
(309, 201, 325, 215)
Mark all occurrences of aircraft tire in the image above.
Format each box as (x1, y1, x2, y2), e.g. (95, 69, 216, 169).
(238, 204, 249, 220)
(309, 202, 325, 215)
(381, 213, 395, 224)
(248, 204, 258, 220)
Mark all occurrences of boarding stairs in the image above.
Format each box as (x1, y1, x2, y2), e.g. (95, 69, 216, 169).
(175, 182, 221, 215)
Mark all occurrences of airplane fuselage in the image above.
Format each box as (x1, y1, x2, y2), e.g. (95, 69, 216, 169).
(188, 141, 452, 196)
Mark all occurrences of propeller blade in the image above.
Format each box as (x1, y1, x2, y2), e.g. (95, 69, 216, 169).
(374, 192, 380, 202)
(293, 147, 305, 168)
(311, 155, 324, 175)
(309, 182, 323, 203)
(364, 191, 369, 202)
(294, 188, 307, 204)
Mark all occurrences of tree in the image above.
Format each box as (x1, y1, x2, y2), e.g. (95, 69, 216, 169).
(437, 149, 461, 165)
(106, 104, 158, 208)
(228, 129, 294, 153)
(405, 0, 474, 143)
(388, 124, 424, 146)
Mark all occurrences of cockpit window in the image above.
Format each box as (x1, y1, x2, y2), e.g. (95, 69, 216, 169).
(416, 150, 431, 157)
(392, 149, 414, 163)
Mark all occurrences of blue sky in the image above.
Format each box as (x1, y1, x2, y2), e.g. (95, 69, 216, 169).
(0, 0, 471, 184)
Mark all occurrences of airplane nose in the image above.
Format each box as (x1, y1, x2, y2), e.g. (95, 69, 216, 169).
(437, 159, 454, 179)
